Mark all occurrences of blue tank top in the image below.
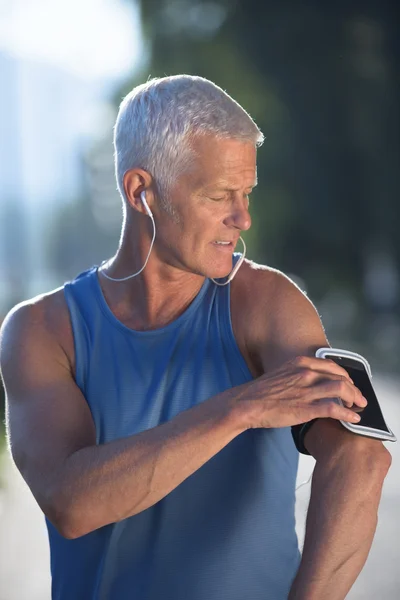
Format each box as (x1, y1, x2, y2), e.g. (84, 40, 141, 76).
(46, 253, 300, 600)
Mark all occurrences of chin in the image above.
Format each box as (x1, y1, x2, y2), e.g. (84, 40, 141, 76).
(194, 265, 230, 279)
(206, 260, 232, 280)
(211, 268, 231, 279)
(191, 249, 233, 279)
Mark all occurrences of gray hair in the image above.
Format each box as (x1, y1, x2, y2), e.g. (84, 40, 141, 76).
(113, 74, 264, 215)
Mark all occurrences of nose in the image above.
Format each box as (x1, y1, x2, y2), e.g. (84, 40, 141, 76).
(224, 196, 252, 232)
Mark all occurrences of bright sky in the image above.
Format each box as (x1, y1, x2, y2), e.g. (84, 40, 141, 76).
(0, 0, 141, 81)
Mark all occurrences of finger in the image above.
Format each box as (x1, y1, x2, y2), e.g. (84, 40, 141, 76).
(351, 405, 365, 414)
(312, 398, 363, 423)
(342, 399, 354, 408)
(293, 355, 353, 382)
(309, 378, 367, 408)
(296, 371, 357, 407)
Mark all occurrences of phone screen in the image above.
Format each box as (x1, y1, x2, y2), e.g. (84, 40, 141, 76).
(324, 354, 390, 433)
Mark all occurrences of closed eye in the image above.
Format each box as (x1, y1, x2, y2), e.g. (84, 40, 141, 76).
(209, 190, 253, 202)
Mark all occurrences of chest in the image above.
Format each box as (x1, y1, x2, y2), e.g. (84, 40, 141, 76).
(78, 315, 252, 443)
(61, 272, 268, 383)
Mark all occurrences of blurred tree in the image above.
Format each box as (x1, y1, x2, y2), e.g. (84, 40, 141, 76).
(41, 0, 399, 369)
(117, 0, 399, 350)
(45, 143, 122, 283)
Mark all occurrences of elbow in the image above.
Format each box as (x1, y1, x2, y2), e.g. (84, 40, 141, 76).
(310, 419, 393, 485)
(312, 425, 392, 495)
(55, 514, 87, 540)
(54, 521, 83, 541)
(51, 508, 95, 540)
(47, 502, 85, 540)
(368, 443, 392, 485)
(352, 442, 392, 506)
(351, 438, 392, 482)
(45, 487, 93, 540)
(327, 436, 392, 495)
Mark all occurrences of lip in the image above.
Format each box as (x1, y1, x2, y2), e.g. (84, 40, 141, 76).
(212, 241, 235, 251)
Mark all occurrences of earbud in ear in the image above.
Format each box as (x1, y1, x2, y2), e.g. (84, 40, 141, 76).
(140, 191, 153, 218)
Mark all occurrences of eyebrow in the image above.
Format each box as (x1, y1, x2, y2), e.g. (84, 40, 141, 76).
(210, 179, 258, 191)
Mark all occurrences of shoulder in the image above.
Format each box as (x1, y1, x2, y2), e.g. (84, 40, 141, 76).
(233, 257, 316, 325)
(0, 286, 75, 376)
(232, 258, 328, 372)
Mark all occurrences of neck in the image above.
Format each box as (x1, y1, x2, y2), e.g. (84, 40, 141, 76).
(98, 222, 206, 331)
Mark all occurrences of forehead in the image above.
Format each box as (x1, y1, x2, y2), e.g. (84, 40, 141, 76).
(188, 134, 257, 188)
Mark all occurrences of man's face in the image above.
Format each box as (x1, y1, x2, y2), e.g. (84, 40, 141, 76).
(155, 134, 257, 279)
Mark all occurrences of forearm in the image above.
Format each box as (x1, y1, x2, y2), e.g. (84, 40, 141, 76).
(289, 441, 391, 599)
(51, 390, 245, 538)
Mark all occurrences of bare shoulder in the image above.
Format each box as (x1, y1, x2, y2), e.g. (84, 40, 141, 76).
(232, 258, 328, 373)
(233, 257, 314, 321)
(0, 285, 75, 376)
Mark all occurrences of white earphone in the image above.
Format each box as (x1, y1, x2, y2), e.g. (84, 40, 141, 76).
(99, 190, 156, 281)
(140, 190, 153, 217)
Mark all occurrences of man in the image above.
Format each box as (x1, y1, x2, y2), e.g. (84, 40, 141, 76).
(0, 75, 391, 599)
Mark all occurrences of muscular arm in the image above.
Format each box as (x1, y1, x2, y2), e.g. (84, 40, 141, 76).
(256, 270, 392, 600)
(289, 419, 391, 600)
(0, 300, 246, 539)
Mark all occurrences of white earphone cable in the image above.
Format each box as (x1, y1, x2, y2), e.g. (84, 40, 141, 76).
(295, 471, 313, 491)
(99, 209, 156, 282)
(99, 192, 246, 284)
(210, 236, 246, 286)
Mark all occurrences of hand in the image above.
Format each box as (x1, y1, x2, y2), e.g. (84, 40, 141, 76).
(235, 355, 368, 429)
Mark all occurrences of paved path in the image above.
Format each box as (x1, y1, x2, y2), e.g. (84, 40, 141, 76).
(0, 375, 399, 599)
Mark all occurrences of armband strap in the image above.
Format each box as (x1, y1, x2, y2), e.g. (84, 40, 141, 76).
(291, 419, 319, 455)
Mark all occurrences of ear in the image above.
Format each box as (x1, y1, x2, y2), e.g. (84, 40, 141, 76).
(123, 168, 154, 215)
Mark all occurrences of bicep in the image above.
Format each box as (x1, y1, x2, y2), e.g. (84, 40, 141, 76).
(257, 271, 330, 453)
(0, 303, 95, 515)
(259, 270, 330, 374)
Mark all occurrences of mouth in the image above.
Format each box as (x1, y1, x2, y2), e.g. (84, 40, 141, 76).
(212, 240, 235, 251)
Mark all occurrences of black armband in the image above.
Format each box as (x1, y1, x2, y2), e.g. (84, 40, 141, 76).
(291, 419, 319, 455)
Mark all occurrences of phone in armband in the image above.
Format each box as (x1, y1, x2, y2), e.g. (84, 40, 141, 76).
(315, 347, 397, 443)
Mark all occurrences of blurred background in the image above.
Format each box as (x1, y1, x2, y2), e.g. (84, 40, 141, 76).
(0, 0, 399, 598)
